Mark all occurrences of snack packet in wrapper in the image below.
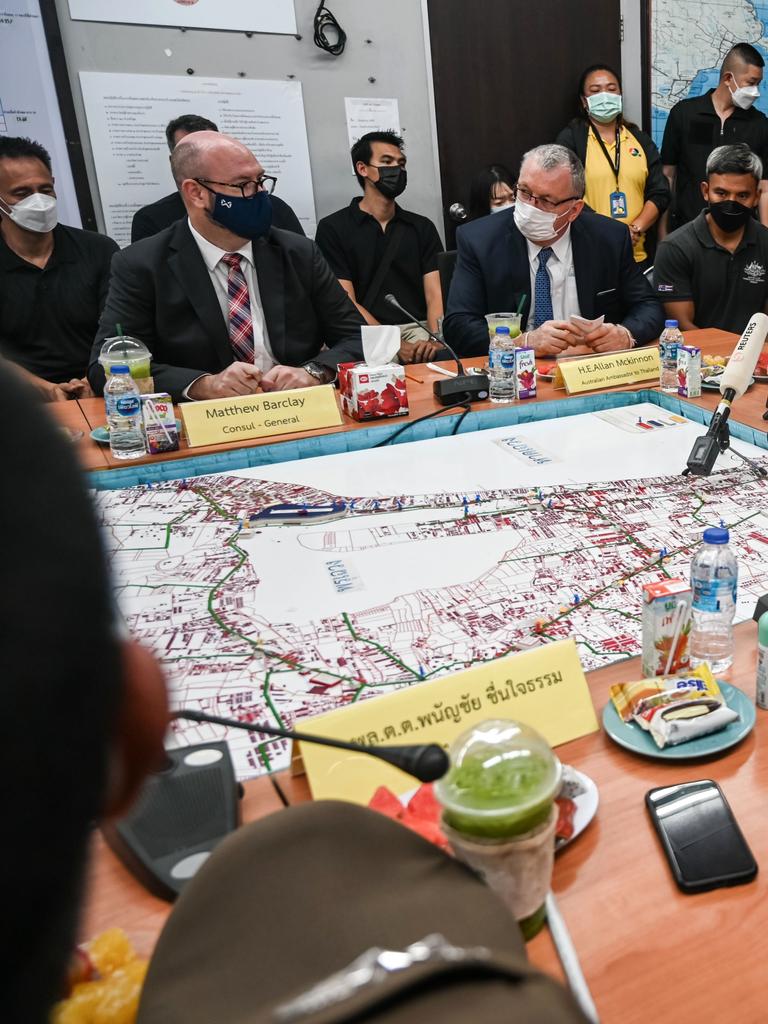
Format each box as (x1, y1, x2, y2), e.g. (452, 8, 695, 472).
(609, 665, 739, 749)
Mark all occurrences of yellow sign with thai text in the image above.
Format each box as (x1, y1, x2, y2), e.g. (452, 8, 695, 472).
(294, 639, 598, 803)
(557, 348, 660, 395)
(179, 384, 342, 447)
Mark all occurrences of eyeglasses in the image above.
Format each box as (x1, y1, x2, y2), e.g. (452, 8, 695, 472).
(196, 176, 277, 197)
(514, 186, 580, 214)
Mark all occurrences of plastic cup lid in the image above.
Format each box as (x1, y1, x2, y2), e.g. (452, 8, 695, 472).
(434, 718, 561, 821)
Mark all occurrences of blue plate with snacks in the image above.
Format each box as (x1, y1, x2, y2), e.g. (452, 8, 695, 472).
(602, 682, 755, 760)
(91, 420, 182, 444)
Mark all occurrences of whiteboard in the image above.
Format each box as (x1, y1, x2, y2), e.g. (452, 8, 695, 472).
(0, 1, 81, 227)
(79, 72, 317, 246)
(68, 0, 296, 35)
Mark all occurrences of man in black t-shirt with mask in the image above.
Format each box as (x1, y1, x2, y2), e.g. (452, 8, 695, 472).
(654, 143, 768, 333)
(315, 131, 444, 363)
(0, 136, 117, 401)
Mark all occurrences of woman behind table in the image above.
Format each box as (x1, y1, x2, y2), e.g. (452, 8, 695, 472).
(555, 63, 670, 267)
(467, 163, 516, 220)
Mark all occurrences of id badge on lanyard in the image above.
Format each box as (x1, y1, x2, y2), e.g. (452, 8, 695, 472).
(609, 190, 628, 219)
(593, 124, 627, 219)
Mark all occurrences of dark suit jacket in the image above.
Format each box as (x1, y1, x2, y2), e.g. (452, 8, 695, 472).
(89, 220, 365, 401)
(130, 191, 305, 243)
(443, 208, 665, 357)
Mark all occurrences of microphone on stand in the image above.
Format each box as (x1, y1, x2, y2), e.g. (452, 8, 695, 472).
(173, 708, 449, 783)
(685, 313, 768, 476)
(384, 293, 489, 405)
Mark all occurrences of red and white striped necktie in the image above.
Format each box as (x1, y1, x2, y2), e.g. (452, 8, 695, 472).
(220, 252, 255, 363)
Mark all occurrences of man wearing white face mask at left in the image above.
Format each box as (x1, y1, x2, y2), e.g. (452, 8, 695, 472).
(660, 42, 768, 236)
(444, 144, 664, 358)
(0, 137, 118, 401)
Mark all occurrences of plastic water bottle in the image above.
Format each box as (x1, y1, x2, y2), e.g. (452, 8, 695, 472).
(689, 526, 738, 674)
(659, 319, 684, 393)
(105, 365, 145, 460)
(488, 325, 516, 403)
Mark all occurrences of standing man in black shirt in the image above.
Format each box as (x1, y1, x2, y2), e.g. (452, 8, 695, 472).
(315, 131, 444, 363)
(660, 43, 768, 234)
(131, 115, 305, 242)
(0, 136, 118, 401)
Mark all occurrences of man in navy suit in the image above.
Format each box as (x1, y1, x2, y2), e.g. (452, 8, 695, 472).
(444, 144, 664, 357)
(90, 132, 363, 402)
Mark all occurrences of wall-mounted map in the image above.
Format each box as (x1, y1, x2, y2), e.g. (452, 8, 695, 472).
(650, 1, 768, 145)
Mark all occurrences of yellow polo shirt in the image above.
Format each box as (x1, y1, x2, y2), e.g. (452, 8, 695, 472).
(584, 125, 649, 262)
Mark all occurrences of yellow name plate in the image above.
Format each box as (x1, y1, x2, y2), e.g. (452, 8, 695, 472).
(558, 347, 660, 395)
(179, 384, 342, 447)
(295, 639, 598, 804)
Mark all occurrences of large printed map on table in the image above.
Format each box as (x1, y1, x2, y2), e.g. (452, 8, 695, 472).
(96, 403, 768, 779)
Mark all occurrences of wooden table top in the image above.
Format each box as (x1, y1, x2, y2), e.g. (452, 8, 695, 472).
(78, 326, 768, 1022)
(45, 399, 109, 471)
(73, 327, 768, 473)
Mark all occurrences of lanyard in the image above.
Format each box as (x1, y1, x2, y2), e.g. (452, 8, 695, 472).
(590, 122, 622, 185)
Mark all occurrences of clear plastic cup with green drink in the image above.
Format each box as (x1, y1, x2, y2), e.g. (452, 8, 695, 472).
(99, 335, 153, 393)
(485, 313, 522, 343)
(435, 719, 561, 938)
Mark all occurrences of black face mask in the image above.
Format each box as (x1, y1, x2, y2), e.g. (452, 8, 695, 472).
(371, 165, 407, 199)
(708, 199, 753, 233)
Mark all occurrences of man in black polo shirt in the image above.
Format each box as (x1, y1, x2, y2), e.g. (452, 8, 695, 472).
(654, 143, 768, 333)
(315, 130, 444, 363)
(131, 114, 304, 242)
(0, 136, 118, 401)
(660, 42, 768, 233)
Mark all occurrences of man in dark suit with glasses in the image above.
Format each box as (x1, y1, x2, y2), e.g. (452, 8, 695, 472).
(90, 132, 364, 402)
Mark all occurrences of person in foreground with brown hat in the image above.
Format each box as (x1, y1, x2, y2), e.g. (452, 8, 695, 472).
(3, 359, 585, 1024)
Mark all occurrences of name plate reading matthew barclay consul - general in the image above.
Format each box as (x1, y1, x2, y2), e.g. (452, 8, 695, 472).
(179, 385, 342, 447)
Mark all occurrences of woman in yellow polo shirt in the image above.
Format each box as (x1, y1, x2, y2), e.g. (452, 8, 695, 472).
(556, 64, 670, 266)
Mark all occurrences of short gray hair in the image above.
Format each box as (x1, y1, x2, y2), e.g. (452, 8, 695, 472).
(706, 143, 763, 183)
(520, 144, 586, 198)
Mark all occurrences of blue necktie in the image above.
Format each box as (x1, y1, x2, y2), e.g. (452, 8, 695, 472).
(532, 247, 554, 328)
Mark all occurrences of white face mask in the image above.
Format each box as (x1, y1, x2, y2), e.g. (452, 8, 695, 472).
(490, 201, 514, 215)
(0, 192, 58, 233)
(513, 196, 571, 242)
(728, 76, 760, 110)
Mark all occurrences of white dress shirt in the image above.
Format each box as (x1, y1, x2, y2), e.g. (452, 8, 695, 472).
(188, 220, 277, 373)
(526, 229, 582, 323)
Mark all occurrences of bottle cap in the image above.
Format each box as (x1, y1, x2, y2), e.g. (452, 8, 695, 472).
(494, 326, 511, 335)
(664, 320, 678, 328)
(109, 365, 130, 374)
(759, 610, 768, 645)
(702, 526, 729, 544)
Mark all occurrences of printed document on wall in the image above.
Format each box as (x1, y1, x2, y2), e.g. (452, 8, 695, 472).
(0, 2, 81, 226)
(68, 0, 296, 34)
(345, 97, 401, 151)
(79, 72, 317, 246)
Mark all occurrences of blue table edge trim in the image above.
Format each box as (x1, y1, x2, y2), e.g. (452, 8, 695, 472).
(88, 390, 767, 491)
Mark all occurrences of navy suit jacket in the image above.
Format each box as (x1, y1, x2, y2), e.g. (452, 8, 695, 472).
(444, 208, 664, 357)
(89, 220, 364, 402)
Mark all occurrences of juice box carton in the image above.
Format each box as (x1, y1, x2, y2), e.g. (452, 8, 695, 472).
(338, 362, 409, 421)
(140, 393, 179, 454)
(641, 578, 692, 677)
(514, 347, 537, 399)
(677, 346, 701, 398)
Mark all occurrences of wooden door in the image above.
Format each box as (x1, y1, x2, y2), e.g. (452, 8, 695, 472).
(426, 0, 622, 243)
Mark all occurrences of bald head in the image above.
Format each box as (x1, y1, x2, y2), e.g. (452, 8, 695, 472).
(170, 131, 259, 188)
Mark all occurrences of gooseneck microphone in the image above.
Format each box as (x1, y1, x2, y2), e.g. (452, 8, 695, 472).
(173, 709, 450, 784)
(686, 313, 768, 476)
(384, 293, 490, 405)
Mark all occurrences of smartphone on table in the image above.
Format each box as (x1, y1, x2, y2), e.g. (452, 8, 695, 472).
(645, 779, 757, 893)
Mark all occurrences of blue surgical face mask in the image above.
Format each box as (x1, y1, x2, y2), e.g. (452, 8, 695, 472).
(205, 188, 273, 240)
